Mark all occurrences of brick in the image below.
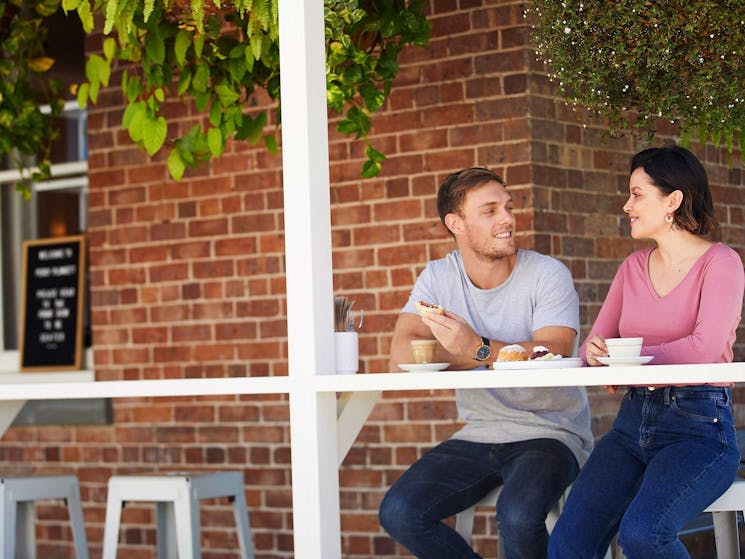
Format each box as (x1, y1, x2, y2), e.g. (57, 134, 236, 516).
(148, 262, 189, 283)
(129, 245, 168, 263)
(150, 221, 186, 241)
(429, 11, 469, 34)
(136, 202, 177, 223)
(172, 324, 212, 342)
(188, 218, 229, 237)
(169, 241, 211, 260)
(107, 186, 148, 209)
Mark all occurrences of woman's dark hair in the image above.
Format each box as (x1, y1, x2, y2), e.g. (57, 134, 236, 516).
(437, 167, 505, 232)
(630, 145, 718, 235)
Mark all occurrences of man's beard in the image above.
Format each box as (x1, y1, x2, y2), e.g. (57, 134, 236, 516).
(467, 232, 516, 261)
(474, 246, 515, 261)
(471, 237, 517, 262)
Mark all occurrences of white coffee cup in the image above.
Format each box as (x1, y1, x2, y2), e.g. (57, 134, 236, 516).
(605, 337, 643, 358)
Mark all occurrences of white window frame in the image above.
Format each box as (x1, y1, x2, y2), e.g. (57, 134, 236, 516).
(0, 100, 88, 370)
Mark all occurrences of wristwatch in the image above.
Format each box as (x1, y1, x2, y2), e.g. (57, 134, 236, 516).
(473, 336, 491, 361)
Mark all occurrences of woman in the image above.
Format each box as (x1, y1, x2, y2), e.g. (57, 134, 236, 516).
(548, 145, 744, 559)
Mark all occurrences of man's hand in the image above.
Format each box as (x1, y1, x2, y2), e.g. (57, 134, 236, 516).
(388, 310, 479, 371)
(421, 310, 481, 365)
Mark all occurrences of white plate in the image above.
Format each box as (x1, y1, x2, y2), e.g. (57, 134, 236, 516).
(398, 363, 450, 372)
(493, 358, 584, 370)
(596, 356, 654, 367)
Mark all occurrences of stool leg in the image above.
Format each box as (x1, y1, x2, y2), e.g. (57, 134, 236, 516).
(16, 501, 36, 559)
(0, 492, 17, 559)
(454, 506, 475, 541)
(230, 493, 254, 559)
(101, 495, 123, 559)
(157, 502, 178, 559)
(173, 492, 200, 559)
(66, 490, 90, 559)
(712, 511, 741, 559)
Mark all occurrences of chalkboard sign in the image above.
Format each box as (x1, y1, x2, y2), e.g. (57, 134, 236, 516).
(19, 236, 86, 372)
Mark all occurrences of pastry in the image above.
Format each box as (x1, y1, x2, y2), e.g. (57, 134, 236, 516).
(497, 344, 528, 361)
(415, 300, 444, 317)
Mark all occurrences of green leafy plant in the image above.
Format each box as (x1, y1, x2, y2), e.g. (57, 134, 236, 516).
(0, 0, 428, 191)
(0, 0, 65, 197)
(76, 0, 430, 179)
(529, 1, 745, 156)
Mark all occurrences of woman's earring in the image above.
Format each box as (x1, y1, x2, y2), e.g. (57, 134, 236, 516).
(665, 214, 674, 223)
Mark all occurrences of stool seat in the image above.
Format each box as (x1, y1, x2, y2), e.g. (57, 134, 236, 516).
(702, 480, 745, 559)
(0, 474, 89, 559)
(102, 471, 254, 559)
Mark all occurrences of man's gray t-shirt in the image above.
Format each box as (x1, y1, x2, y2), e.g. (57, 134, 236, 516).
(402, 249, 593, 466)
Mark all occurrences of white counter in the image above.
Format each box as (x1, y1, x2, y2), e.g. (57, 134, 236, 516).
(1, 362, 743, 558)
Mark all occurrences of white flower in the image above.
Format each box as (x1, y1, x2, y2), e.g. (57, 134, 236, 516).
(564, 26, 571, 34)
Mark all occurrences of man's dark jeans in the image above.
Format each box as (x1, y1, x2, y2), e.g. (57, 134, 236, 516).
(379, 437, 579, 559)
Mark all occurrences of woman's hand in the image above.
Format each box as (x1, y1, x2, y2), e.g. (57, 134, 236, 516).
(585, 335, 619, 394)
(584, 335, 608, 367)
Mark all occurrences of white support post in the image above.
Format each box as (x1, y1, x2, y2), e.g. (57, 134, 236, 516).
(278, 0, 340, 557)
(0, 401, 25, 438)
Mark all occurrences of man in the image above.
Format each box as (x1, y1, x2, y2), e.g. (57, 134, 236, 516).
(378, 167, 593, 559)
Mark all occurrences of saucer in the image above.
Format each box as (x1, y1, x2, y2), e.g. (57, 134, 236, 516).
(596, 356, 654, 367)
(398, 362, 450, 372)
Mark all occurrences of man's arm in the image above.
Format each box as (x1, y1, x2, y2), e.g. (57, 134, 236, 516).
(388, 312, 449, 371)
(525, 325, 577, 359)
(422, 310, 577, 369)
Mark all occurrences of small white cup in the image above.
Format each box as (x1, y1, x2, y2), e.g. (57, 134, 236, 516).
(334, 332, 359, 374)
(605, 337, 643, 358)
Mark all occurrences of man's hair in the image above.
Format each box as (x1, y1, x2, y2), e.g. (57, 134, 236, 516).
(437, 167, 506, 231)
(630, 145, 718, 235)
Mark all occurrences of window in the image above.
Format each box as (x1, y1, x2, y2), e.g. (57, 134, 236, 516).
(1, 101, 88, 351)
(0, 9, 108, 424)
(0, 104, 110, 425)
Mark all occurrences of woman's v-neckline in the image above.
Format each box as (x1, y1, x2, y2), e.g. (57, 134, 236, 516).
(645, 243, 716, 299)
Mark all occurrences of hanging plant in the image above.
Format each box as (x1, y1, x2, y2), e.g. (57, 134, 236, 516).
(76, 0, 430, 179)
(528, 0, 745, 156)
(0, 0, 429, 192)
(0, 0, 65, 198)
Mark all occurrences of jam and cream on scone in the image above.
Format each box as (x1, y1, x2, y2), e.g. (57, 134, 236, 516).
(496, 344, 528, 362)
(415, 300, 444, 317)
(529, 345, 562, 360)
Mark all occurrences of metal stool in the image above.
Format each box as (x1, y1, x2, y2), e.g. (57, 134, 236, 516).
(102, 471, 254, 559)
(692, 479, 745, 559)
(0, 474, 89, 559)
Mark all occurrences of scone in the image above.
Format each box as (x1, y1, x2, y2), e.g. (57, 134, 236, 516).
(497, 344, 528, 362)
(415, 300, 444, 317)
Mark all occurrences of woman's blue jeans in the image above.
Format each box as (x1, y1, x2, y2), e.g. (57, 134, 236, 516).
(379, 437, 579, 559)
(549, 385, 740, 559)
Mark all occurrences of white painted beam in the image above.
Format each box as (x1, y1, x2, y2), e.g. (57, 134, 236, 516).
(277, 0, 340, 555)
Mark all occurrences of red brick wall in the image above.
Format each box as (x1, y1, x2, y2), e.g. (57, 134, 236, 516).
(1, 1, 744, 557)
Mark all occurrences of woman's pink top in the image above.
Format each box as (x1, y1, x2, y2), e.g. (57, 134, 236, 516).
(580, 243, 744, 385)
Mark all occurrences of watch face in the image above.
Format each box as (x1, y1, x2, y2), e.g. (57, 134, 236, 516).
(476, 345, 491, 361)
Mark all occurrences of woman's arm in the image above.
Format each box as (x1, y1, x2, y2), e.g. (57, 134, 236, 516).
(579, 268, 625, 362)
